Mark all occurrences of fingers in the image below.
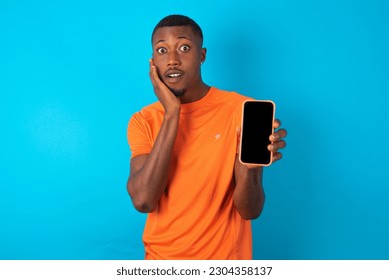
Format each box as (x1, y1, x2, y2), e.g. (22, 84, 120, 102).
(273, 119, 280, 129)
(269, 128, 287, 142)
(149, 58, 171, 93)
(148, 58, 181, 115)
(272, 152, 282, 163)
(149, 59, 158, 88)
(149, 58, 168, 94)
(268, 124, 287, 161)
(268, 140, 286, 152)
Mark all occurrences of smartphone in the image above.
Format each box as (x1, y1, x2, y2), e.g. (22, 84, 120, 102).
(239, 100, 276, 166)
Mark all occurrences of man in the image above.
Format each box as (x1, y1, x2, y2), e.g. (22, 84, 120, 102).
(127, 15, 287, 259)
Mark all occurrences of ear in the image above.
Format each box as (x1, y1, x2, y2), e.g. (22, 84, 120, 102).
(201, 47, 207, 64)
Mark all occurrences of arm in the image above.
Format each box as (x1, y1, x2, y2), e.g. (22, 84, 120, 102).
(233, 120, 287, 220)
(126, 59, 180, 213)
(233, 162, 265, 220)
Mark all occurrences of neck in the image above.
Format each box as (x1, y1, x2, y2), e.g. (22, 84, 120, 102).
(179, 82, 210, 104)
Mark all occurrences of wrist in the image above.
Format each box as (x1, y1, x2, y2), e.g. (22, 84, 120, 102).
(164, 106, 180, 119)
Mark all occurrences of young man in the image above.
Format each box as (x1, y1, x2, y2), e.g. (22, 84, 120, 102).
(127, 15, 287, 259)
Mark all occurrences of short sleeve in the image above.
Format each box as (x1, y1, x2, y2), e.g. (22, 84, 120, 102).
(127, 113, 152, 158)
(234, 95, 253, 132)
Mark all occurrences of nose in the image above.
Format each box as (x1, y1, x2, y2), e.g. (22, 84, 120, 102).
(167, 50, 180, 67)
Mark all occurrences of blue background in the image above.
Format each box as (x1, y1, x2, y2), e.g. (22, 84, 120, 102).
(1, 0, 388, 259)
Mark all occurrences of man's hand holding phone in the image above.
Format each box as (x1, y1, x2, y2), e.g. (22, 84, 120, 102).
(239, 100, 287, 167)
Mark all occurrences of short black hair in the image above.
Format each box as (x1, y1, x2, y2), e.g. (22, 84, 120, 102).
(152, 14, 203, 43)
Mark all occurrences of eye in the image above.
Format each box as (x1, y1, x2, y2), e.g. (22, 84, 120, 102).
(179, 45, 190, 52)
(157, 47, 167, 54)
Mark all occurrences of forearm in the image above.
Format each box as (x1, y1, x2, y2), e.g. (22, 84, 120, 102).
(233, 160, 265, 220)
(127, 113, 179, 212)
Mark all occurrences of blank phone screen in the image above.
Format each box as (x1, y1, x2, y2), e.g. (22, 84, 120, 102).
(240, 101, 275, 165)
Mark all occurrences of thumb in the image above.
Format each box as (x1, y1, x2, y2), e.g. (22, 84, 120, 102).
(236, 126, 241, 154)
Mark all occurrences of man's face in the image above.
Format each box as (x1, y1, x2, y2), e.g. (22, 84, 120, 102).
(152, 26, 205, 97)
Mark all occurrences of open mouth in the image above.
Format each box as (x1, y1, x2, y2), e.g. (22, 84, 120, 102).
(166, 73, 183, 78)
(164, 70, 184, 82)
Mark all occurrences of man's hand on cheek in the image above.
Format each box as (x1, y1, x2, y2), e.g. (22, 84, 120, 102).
(149, 58, 181, 116)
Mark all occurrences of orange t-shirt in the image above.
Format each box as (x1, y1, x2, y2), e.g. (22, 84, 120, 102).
(127, 87, 252, 259)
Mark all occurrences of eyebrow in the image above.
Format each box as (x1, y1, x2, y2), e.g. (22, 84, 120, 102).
(153, 36, 192, 46)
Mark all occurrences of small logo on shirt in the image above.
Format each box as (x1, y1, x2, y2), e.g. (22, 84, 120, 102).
(214, 133, 221, 140)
